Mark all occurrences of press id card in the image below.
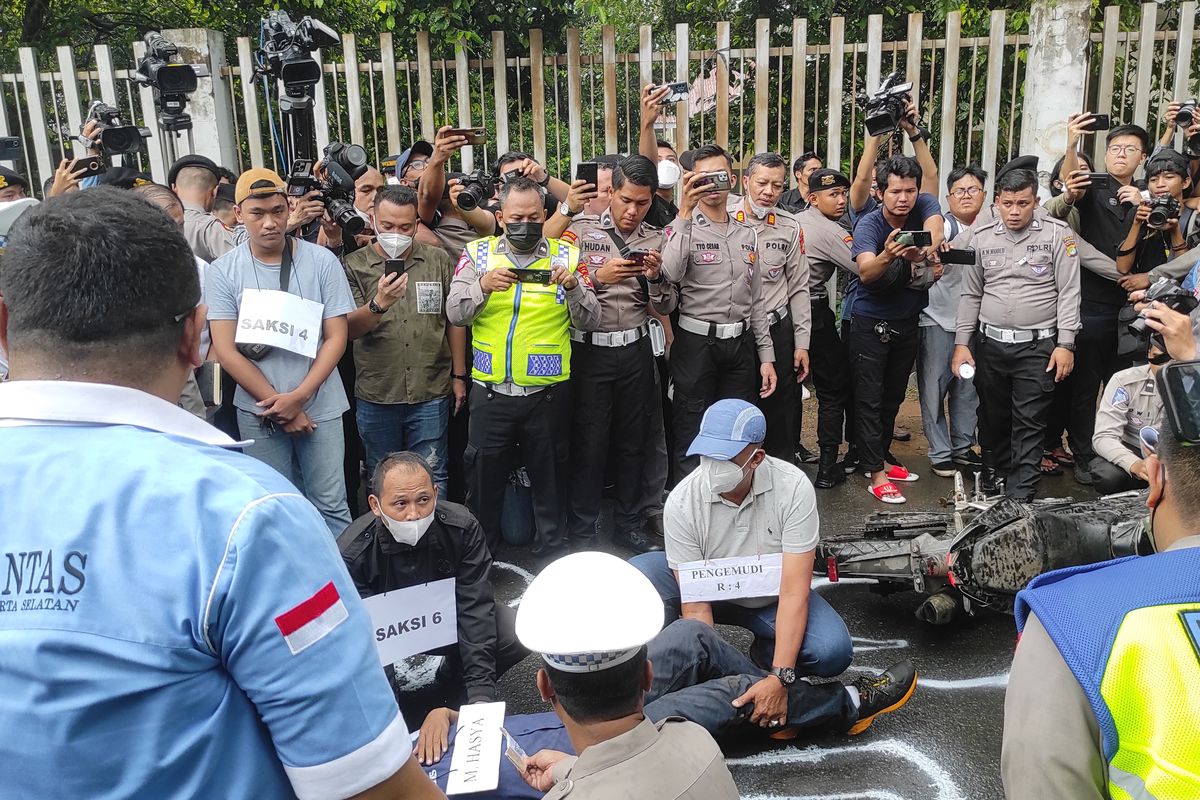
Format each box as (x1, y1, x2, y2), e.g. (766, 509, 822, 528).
(501, 726, 528, 772)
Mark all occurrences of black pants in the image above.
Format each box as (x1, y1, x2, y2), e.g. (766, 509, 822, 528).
(757, 317, 798, 463)
(1091, 458, 1147, 495)
(465, 383, 570, 554)
(569, 338, 656, 540)
(810, 300, 852, 449)
(849, 314, 919, 474)
(841, 315, 858, 450)
(975, 335, 1057, 500)
(1066, 311, 1122, 464)
(670, 327, 758, 477)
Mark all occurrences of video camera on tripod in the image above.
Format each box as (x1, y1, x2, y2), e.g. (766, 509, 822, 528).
(259, 11, 339, 99)
(134, 32, 198, 132)
(287, 141, 370, 235)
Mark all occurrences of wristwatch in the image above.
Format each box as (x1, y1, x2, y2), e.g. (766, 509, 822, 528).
(1058, 341, 1077, 352)
(368, 299, 387, 315)
(559, 201, 580, 218)
(452, 373, 469, 382)
(771, 667, 797, 686)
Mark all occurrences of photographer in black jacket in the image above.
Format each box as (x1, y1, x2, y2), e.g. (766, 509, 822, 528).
(338, 451, 528, 765)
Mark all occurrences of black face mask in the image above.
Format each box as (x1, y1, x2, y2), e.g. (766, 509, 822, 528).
(505, 221, 544, 252)
(1149, 350, 1172, 366)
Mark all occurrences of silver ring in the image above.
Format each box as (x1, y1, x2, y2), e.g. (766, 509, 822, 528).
(770, 720, 780, 727)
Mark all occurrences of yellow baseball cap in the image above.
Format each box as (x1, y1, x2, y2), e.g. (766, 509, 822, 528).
(234, 168, 287, 205)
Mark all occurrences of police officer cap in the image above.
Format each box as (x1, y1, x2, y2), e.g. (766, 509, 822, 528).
(0, 166, 29, 192)
(215, 182, 237, 205)
(98, 167, 154, 189)
(995, 155, 1038, 184)
(167, 154, 221, 188)
(516, 552, 664, 673)
(807, 168, 850, 192)
(1146, 148, 1190, 178)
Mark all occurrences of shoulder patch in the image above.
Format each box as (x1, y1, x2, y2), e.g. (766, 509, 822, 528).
(455, 251, 473, 275)
(1112, 386, 1130, 407)
(842, 234, 854, 247)
(1064, 235, 1078, 257)
(561, 229, 578, 245)
(1181, 610, 1200, 665)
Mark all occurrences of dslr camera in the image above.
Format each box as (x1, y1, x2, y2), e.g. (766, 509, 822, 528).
(79, 101, 151, 156)
(858, 72, 914, 137)
(1146, 195, 1182, 230)
(135, 32, 199, 132)
(456, 170, 498, 211)
(1176, 100, 1200, 157)
(286, 141, 369, 234)
(1127, 278, 1199, 337)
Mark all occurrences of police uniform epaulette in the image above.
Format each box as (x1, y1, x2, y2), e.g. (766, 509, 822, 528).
(571, 212, 604, 225)
(1039, 214, 1069, 230)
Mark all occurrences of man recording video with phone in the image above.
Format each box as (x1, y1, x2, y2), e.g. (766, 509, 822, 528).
(661, 143, 776, 478)
(850, 155, 944, 504)
(342, 185, 467, 494)
(447, 175, 599, 558)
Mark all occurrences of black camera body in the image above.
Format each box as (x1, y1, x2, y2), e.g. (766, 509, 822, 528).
(261, 11, 339, 97)
(858, 72, 914, 137)
(135, 32, 198, 132)
(456, 170, 497, 211)
(1128, 278, 1199, 337)
(80, 101, 151, 156)
(286, 141, 369, 235)
(1146, 195, 1182, 230)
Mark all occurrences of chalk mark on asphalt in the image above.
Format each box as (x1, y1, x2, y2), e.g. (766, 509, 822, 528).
(728, 738, 965, 800)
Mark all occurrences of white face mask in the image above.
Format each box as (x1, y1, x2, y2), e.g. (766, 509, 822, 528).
(657, 159, 682, 189)
(747, 199, 771, 219)
(377, 232, 413, 259)
(380, 507, 436, 546)
(701, 452, 758, 495)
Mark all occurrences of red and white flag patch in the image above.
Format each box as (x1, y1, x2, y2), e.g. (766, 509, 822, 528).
(275, 581, 348, 655)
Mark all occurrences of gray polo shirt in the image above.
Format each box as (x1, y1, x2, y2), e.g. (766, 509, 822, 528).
(206, 239, 356, 423)
(664, 455, 819, 608)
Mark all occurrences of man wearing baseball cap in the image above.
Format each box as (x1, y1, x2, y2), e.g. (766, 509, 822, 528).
(206, 167, 358, 534)
(632, 399, 855, 706)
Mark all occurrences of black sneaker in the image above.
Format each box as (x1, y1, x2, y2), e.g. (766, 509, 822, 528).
(931, 461, 958, 478)
(838, 449, 860, 475)
(795, 444, 820, 464)
(952, 449, 983, 469)
(1073, 461, 1095, 486)
(848, 660, 918, 735)
(612, 529, 664, 554)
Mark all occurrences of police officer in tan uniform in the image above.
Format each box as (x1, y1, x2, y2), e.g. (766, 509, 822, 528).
(1090, 344, 1167, 494)
(560, 156, 675, 553)
(661, 143, 776, 477)
(797, 169, 859, 488)
(729, 152, 810, 465)
(953, 167, 1082, 500)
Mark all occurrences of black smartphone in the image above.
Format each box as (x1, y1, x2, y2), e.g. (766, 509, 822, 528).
(384, 259, 407, 278)
(940, 247, 976, 265)
(74, 155, 106, 175)
(0, 136, 20, 160)
(286, 159, 315, 197)
(511, 268, 553, 284)
(656, 81, 689, 105)
(896, 230, 933, 248)
(447, 127, 487, 146)
(627, 250, 649, 266)
(576, 161, 599, 186)
(1090, 113, 1112, 131)
(1086, 172, 1112, 191)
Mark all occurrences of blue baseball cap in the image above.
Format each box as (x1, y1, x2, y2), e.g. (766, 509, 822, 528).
(686, 399, 767, 460)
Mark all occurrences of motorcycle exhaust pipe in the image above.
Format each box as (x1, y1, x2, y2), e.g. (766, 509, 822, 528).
(915, 591, 959, 625)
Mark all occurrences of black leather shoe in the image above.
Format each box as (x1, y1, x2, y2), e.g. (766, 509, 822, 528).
(814, 447, 846, 489)
(643, 512, 665, 539)
(848, 660, 918, 735)
(795, 444, 820, 464)
(980, 466, 1003, 495)
(613, 529, 664, 553)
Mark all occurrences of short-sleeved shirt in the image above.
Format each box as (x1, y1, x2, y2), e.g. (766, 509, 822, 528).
(664, 455, 820, 608)
(849, 193, 942, 320)
(343, 242, 454, 405)
(0, 380, 408, 799)
(206, 239, 356, 422)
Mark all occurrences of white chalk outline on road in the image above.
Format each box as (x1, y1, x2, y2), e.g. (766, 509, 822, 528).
(850, 636, 909, 653)
(849, 664, 1010, 691)
(728, 738, 965, 800)
(813, 577, 879, 590)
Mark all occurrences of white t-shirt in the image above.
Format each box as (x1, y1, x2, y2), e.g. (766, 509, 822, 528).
(664, 455, 820, 607)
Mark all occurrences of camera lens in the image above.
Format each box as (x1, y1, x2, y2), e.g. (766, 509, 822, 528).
(327, 197, 365, 235)
(1178, 106, 1196, 128)
(1147, 208, 1168, 229)
(100, 126, 142, 155)
(457, 183, 487, 212)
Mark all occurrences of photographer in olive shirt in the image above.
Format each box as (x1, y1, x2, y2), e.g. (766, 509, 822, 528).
(343, 185, 468, 493)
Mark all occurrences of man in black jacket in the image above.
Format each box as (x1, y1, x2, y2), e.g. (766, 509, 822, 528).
(339, 451, 528, 764)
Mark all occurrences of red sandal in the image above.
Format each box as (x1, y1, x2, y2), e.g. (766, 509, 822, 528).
(868, 482, 906, 504)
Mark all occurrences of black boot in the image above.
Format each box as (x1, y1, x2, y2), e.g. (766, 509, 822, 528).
(837, 446, 860, 475)
(980, 465, 1003, 495)
(814, 447, 846, 489)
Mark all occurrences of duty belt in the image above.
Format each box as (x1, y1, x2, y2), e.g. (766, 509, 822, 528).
(473, 379, 545, 397)
(766, 305, 790, 327)
(569, 323, 649, 347)
(678, 314, 749, 340)
(979, 323, 1056, 344)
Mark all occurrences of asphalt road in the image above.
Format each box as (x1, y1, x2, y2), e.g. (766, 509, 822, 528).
(405, 400, 1101, 799)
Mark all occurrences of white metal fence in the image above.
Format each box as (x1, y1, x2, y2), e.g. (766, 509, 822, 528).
(1, 3, 1196, 197)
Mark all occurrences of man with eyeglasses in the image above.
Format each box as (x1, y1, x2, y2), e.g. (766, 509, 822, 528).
(917, 165, 988, 479)
(1059, 116, 1151, 486)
